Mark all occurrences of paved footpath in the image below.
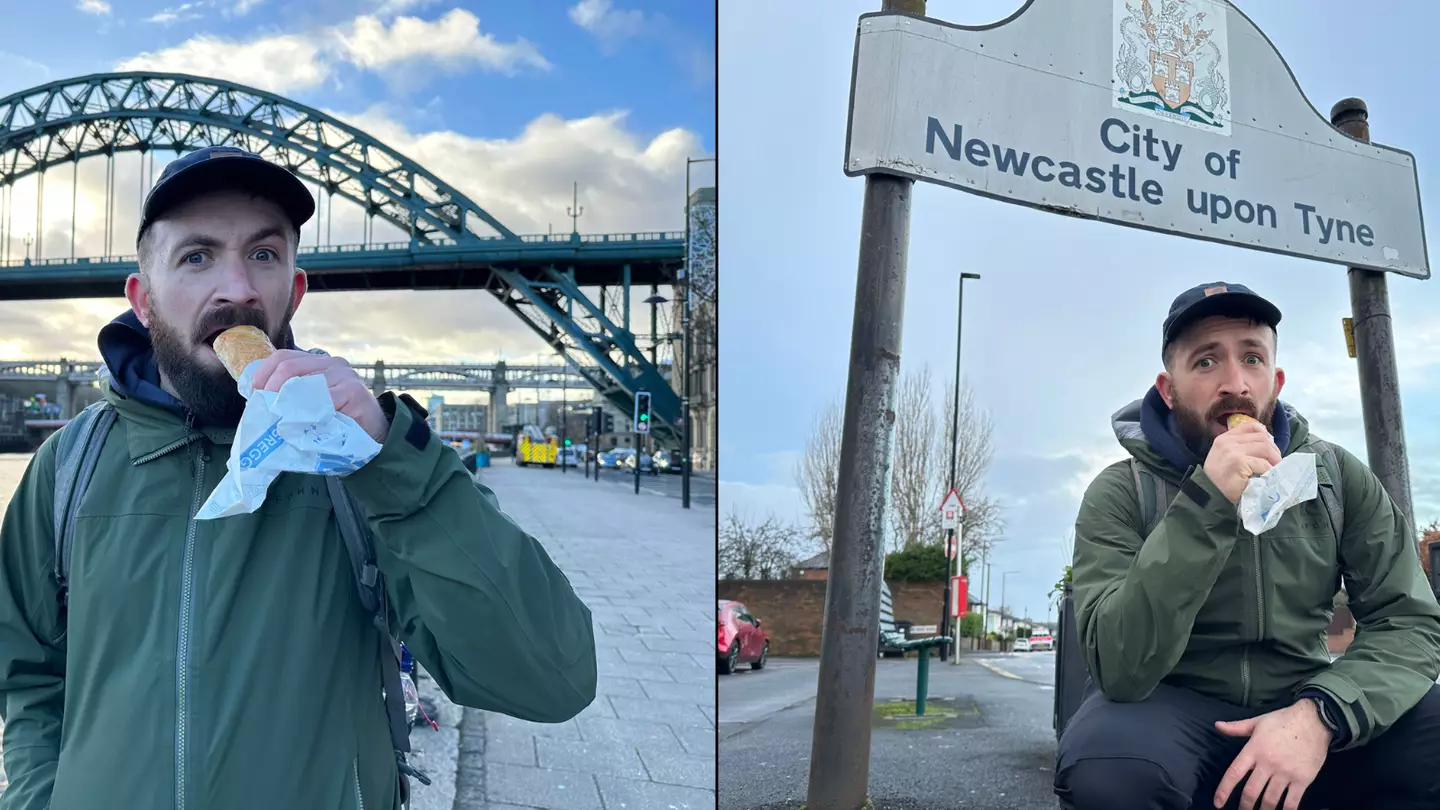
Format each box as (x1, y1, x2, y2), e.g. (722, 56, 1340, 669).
(450, 458, 717, 810)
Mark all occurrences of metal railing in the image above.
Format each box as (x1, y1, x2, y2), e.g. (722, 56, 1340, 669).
(0, 231, 687, 268)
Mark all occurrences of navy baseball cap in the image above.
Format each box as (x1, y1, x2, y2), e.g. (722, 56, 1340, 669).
(1162, 282, 1282, 356)
(136, 146, 315, 246)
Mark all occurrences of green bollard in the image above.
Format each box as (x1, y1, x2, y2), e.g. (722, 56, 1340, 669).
(916, 648, 930, 716)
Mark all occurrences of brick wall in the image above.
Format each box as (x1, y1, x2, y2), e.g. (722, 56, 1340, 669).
(717, 581, 827, 656)
(716, 579, 946, 657)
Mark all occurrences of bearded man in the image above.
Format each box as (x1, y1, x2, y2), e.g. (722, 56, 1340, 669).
(0, 146, 596, 810)
(1054, 282, 1440, 810)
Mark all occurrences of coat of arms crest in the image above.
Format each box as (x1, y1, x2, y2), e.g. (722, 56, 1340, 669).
(1114, 0, 1231, 135)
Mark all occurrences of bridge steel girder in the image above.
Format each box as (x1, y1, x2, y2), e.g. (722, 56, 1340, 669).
(0, 72, 682, 435)
(489, 265, 681, 446)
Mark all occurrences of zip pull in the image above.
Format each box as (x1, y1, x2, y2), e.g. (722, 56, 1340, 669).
(185, 409, 197, 431)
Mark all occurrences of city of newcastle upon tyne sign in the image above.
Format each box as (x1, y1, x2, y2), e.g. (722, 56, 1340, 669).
(844, 0, 1430, 278)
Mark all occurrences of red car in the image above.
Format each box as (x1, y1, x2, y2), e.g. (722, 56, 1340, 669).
(718, 599, 770, 674)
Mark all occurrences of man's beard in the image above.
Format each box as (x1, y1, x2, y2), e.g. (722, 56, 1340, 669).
(149, 300, 294, 426)
(1172, 391, 1275, 462)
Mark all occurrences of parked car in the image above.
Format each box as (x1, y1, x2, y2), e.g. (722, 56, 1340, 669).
(598, 448, 633, 468)
(718, 599, 770, 674)
(1013, 636, 1032, 653)
(1028, 633, 1054, 652)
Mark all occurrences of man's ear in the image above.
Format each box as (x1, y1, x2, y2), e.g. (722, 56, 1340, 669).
(1274, 367, 1285, 398)
(125, 272, 151, 327)
(1156, 371, 1176, 409)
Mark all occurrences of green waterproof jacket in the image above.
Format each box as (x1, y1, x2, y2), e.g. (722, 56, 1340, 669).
(1073, 397, 1440, 751)
(0, 381, 597, 809)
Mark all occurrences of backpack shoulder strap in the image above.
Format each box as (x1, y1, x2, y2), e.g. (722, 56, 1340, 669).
(1310, 440, 1345, 545)
(52, 400, 118, 604)
(1128, 457, 1176, 538)
(323, 476, 432, 789)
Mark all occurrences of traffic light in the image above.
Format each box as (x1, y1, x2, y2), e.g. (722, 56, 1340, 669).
(634, 391, 651, 434)
(564, 438, 572, 447)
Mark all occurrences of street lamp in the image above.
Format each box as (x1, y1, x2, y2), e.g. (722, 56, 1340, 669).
(940, 271, 980, 662)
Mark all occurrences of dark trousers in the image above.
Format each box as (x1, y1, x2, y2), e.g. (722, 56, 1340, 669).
(1054, 681, 1440, 809)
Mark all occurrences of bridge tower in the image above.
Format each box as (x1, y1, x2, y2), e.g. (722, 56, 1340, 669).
(51, 360, 81, 419)
(488, 360, 510, 434)
(372, 360, 387, 398)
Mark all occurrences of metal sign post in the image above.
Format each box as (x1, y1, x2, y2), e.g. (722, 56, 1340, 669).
(806, 4, 925, 810)
(1332, 99, 1415, 528)
(937, 487, 964, 661)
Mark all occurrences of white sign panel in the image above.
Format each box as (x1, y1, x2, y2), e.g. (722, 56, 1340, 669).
(939, 488, 964, 530)
(844, 0, 1429, 278)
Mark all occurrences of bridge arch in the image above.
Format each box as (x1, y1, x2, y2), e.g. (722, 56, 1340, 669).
(0, 71, 516, 244)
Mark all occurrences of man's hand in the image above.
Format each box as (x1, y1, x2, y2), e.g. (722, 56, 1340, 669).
(1212, 701, 1331, 810)
(1203, 420, 1282, 504)
(250, 350, 388, 444)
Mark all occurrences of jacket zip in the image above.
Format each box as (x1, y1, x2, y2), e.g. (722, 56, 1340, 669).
(1253, 533, 1265, 640)
(353, 756, 365, 810)
(176, 412, 205, 810)
(1243, 529, 1264, 707)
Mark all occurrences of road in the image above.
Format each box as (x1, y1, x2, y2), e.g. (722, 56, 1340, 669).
(720, 652, 1060, 810)
(550, 461, 718, 507)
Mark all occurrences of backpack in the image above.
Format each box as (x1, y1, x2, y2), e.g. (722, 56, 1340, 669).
(1128, 441, 1345, 542)
(50, 399, 431, 802)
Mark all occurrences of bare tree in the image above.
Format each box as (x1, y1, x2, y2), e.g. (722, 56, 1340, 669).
(889, 366, 943, 552)
(718, 510, 805, 580)
(937, 377, 1003, 575)
(794, 395, 843, 552)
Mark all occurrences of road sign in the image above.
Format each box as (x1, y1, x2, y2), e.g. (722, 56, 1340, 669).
(939, 487, 965, 530)
(950, 575, 969, 618)
(910, 624, 939, 636)
(845, 1, 1429, 278)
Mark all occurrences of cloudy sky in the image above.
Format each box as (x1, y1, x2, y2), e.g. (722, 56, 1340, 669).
(720, 0, 1440, 624)
(0, 0, 714, 406)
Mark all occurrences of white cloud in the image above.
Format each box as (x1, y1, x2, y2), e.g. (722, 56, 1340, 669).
(333, 106, 700, 235)
(116, 34, 330, 94)
(147, 3, 205, 25)
(569, 0, 645, 49)
(77, 0, 111, 14)
(115, 9, 548, 95)
(335, 9, 550, 74)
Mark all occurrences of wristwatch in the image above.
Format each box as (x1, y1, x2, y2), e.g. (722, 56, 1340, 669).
(1304, 694, 1342, 746)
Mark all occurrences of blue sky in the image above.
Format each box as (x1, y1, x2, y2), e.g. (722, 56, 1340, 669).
(0, 0, 713, 154)
(720, 0, 1440, 623)
(0, 0, 714, 406)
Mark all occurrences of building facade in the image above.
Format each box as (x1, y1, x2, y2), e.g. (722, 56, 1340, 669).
(676, 186, 717, 472)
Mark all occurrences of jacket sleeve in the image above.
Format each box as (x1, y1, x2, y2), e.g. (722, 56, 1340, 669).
(342, 393, 597, 724)
(1299, 445, 1440, 750)
(0, 439, 67, 810)
(1073, 462, 1242, 701)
